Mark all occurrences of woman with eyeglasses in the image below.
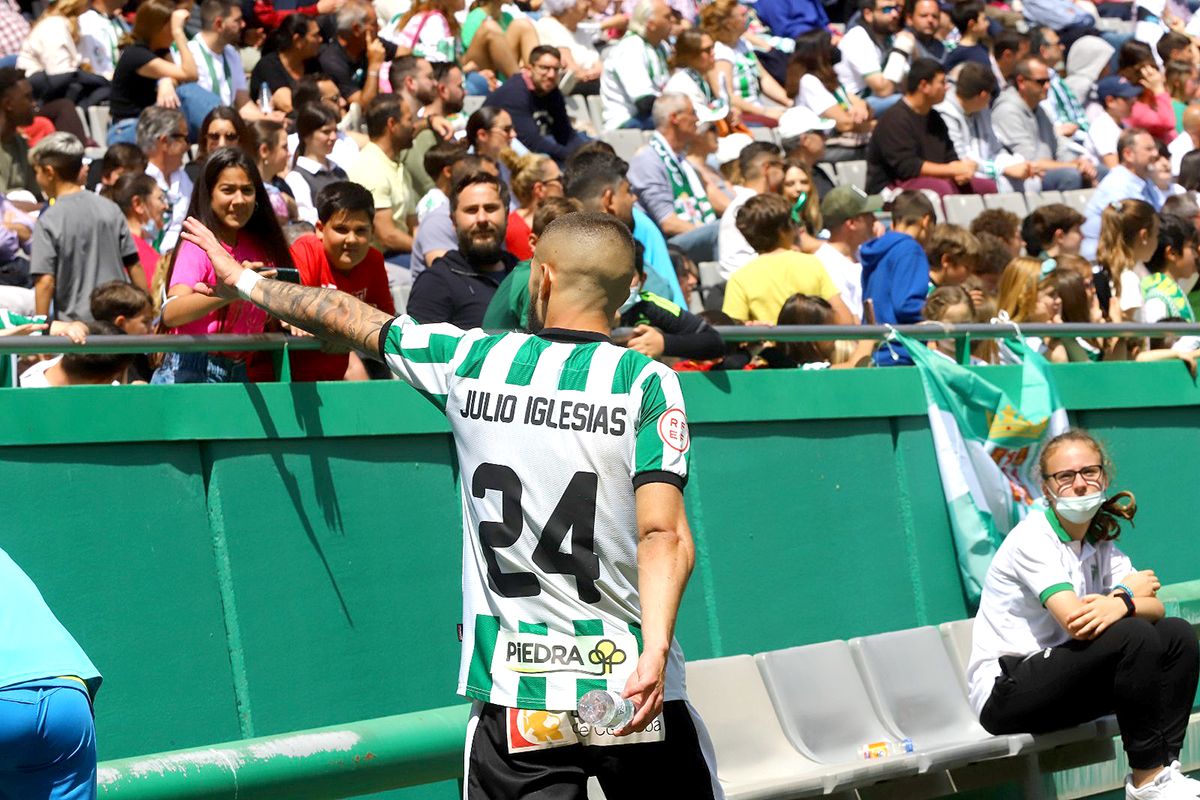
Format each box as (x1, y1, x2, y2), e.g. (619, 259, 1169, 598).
(499, 151, 563, 260)
(186, 107, 250, 183)
(664, 29, 736, 133)
(968, 428, 1199, 800)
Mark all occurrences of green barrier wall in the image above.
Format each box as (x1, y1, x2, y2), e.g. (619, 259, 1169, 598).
(5, 362, 1200, 799)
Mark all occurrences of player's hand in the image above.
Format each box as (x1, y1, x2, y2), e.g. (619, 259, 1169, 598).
(617, 648, 666, 736)
(0, 322, 46, 336)
(1120, 570, 1160, 597)
(49, 320, 89, 344)
(181, 217, 249, 298)
(627, 324, 665, 359)
(1067, 594, 1127, 639)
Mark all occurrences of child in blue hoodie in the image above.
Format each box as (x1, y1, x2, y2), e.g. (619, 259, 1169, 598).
(861, 191, 937, 365)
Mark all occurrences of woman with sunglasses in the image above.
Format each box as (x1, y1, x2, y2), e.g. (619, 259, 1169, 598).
(968, 429, 1199, 800)
(186, 107, 250, 183)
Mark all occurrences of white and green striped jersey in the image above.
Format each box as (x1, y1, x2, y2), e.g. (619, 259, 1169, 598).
(379, 315, 691, 711)
(0, 310, 47, 388)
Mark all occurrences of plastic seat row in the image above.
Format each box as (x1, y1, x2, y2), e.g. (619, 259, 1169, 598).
(685, 621, 1117, 799)
(942, 189, 1095, 227)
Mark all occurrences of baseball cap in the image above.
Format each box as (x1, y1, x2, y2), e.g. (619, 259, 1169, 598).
(820, 185, 885, 229)
(1097, 75, 1142, 101)
(776, 107, 836, 141)
(715, 133, 753, 167)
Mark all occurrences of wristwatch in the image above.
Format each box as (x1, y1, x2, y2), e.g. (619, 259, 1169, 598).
(1113, 591, 1136, 618)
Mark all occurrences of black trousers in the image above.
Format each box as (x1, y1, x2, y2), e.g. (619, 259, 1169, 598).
(464, 701, 719, 799)
(980, 617, 1199, 770)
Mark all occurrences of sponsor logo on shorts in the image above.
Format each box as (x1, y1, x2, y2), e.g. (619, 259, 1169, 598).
(507, 708, 578, 753)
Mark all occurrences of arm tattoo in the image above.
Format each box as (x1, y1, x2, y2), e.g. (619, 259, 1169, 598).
(248, 278, 395, 356)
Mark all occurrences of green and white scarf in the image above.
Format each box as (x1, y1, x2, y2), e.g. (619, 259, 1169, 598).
(648, 132, 716, 225)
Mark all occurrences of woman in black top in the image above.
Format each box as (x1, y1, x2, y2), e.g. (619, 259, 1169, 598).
(250, 15, 323, 113)
(107, 0, 198, 145)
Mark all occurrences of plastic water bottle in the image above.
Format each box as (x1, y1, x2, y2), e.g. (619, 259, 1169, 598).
(576, 689, 635, 729)
(259, 83, 272, 114)
(859, 738, 915, 759)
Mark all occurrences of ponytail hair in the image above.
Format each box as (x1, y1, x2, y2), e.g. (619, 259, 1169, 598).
(1097, 199, 1157, 298)
(1038, 428, 1137, 542)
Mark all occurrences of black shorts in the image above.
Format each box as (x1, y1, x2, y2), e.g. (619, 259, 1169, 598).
(463, 700, 722, 799)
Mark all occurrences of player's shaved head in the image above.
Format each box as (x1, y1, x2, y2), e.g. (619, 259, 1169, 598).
(527, 212, 637, 333)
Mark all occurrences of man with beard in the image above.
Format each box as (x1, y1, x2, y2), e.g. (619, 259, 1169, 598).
(484, 45, 590, 167)
(406, 171, 517, 327)
(412, 155, 499, 274)
(570, 148, 684, 303)
(394, 58, 465, 197)
(836, 0, 912, 114)
(907, 0, 945, 63)
(347, 94, 418, 265)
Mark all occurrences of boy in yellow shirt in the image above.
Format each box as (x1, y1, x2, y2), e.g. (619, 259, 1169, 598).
(722, 194, 855, 325)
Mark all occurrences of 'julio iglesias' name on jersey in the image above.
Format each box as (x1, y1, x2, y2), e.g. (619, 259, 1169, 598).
(460, 389, 628, 436)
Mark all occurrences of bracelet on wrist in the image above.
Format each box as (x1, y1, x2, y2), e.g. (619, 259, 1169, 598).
(1115, 591, 1136, 618)
(1113, 582, 1134, 598)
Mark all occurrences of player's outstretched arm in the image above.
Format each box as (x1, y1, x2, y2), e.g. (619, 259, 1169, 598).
(620, 481, 695, 735)
(181, 217, 393, 355)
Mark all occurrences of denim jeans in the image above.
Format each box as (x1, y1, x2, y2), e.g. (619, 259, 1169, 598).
(105, 116, 138, 146)
(175, 83, 222, 140)
(668, 221, 720, 265)
(151, 352, 249, 384)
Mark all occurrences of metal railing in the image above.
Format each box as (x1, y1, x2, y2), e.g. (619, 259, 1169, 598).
(97, 704, 470, 799)
(1, 321, 1196, 378)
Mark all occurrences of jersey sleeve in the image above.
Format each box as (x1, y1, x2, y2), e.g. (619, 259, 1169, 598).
(1108, 544, 1135, 588)
(631, 364, 690, 489)
(1009, 529, 1074, 606)
(378, 314, 478, 411)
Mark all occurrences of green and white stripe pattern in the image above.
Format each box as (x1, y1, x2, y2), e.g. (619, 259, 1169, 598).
(900, 332, 1068, 607)
(382, 316, 690, 710)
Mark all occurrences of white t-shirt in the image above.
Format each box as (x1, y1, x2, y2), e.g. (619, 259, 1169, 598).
(1119, 263, 1149, 317)
(416, 187, 448, 223)
(19, 355, 60, 387)
(1084, 111, 1121, 164)
(78, 8, 127, 79)
(1169, 130, 1195, 177)
(178, 36, 248, 106)
(663, 69, 721, 121)
(600, 34, 670, 130)
(717, 186, 758, 280)
(814, 243, 864, 320)
(967, 507, 1134, 717)
(17, 16, 80, 76)
(383, 10, 456, 62)
(534, 15, 600, 69)
(797, 73, 840, 117)
(287, 131, 361, 174)
(835, 26, 883, 98)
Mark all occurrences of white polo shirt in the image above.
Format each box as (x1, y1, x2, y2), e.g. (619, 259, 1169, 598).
(1085, 111, 1122, 165)
(966, 506, 1134, 717)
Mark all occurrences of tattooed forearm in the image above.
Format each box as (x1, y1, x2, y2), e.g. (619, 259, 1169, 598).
(248, 278, 394, 355)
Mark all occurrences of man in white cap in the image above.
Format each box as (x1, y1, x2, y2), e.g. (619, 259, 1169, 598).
(716, 140, 785, 280)
(777, 106, 837, 198)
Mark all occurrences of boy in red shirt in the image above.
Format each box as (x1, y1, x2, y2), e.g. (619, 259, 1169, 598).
(289, 181, 396, 381)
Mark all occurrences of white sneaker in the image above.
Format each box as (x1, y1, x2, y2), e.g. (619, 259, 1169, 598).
(1127, 767, 1199, 799)
(1170, 762, 1200, 797)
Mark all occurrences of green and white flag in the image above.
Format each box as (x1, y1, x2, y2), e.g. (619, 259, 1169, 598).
(899, 333, 1069, 606)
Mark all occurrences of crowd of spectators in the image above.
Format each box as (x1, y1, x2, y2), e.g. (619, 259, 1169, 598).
(3, 0, 1200, 382)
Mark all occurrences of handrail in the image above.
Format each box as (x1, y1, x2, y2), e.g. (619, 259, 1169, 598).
(0, 322, 1195, 356)
(96, 704, 470, 799)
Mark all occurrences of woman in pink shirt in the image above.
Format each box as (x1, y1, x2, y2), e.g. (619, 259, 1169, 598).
(151, 147, 294, 383)
(1121, 44, 1177, 143)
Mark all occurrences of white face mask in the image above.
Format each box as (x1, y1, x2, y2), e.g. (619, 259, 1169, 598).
(1051, 490, 1106, 524)
(619, 286, 640, 314)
